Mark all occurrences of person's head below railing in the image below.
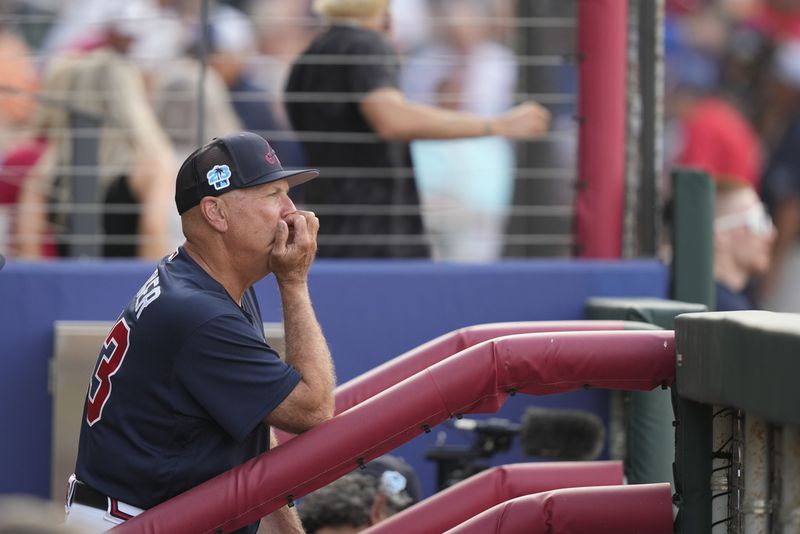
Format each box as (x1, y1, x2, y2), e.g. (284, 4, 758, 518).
(299, 454, 421, 534)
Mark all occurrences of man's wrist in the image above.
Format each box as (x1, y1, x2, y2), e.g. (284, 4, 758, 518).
(277, 278, 310, 294)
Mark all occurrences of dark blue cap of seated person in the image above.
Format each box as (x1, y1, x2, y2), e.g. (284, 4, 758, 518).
(175, 131, 318, 215)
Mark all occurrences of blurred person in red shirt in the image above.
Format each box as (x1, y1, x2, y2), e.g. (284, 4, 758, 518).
(675, 95, 762, 188)
(667, 44, 763, 188)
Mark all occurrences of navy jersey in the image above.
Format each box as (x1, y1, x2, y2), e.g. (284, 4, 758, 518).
(75, 247, 301, 526)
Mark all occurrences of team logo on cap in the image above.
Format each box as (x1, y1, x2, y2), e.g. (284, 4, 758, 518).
(265, 150, 279, 166)
(207, 165, 232, 190)
(380, 470, 408, 496)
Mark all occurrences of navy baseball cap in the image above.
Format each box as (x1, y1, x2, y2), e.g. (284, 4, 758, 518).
(175, 131, 318, 214)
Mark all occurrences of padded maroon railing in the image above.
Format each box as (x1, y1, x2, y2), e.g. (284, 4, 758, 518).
(114, 330, 674, 533)
(334, 320, 649, 414)
(364, 461, 624, 534)
(275, 321, 655, 444)
(445, 483, 673, 534)
(277, 320, 650, 444)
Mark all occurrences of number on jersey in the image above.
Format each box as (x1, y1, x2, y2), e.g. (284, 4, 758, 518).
(86, 318, 130, 426)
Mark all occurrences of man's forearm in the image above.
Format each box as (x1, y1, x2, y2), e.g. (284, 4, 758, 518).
(280, 281, 335, 414)
(360, 88, 550, 141)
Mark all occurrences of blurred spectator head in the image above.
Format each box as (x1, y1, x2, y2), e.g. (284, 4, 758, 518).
(389, 0, 433, 54)
(209, 5, 256, 57)
(251, 0, 316, 60)
(714, 180, 776, 277)
(0, 31, 39, 130)
(432, 0, 495, 52)
(772, 38, 800, 89)
(313, 0, 390, 21)
(106, 0, 160, 54)
(299, 455, 420, 534)
(204, 4, 257, 87)
(359, 454, 421, 504)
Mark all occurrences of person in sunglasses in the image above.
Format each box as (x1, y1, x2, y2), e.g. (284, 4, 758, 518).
(714, 179, 776, 310)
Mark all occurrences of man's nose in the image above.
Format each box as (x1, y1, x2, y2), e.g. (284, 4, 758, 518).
(281, 195, 296, 216)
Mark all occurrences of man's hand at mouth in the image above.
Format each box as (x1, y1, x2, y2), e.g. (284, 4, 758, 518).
(268, 211, 319, 284)
(286, 220, 296, 245)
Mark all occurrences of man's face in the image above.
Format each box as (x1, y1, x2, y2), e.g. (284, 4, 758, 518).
(442, 3, 489, 52)
(715, 188, 776, 275)
(222, 179, 297, 260)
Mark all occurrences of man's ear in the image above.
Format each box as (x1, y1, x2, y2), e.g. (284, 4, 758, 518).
(199, 196, 228, 233)
(369, 494, 389, 526)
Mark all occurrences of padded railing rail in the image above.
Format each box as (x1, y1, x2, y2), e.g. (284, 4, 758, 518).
(364, 461, 624, 534)
(114, 330, 675, 533)
(277, 320, 656, 444)
(445, 483, 674, 534)
(335, 320, 657, 414)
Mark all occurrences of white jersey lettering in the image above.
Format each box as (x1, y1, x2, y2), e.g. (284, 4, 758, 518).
(135, 271, 162, 319)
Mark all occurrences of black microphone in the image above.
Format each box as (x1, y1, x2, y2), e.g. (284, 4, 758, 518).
(519, 407, 606, 461)
(0, 253, 5, 271)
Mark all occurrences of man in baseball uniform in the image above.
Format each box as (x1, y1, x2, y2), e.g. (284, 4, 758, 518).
(65, 131, 334, 533)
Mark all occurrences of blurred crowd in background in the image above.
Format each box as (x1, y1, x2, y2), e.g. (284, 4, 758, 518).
(663, 0, 800, 311)
(0, 0, 334, 260)
(0, 0, 798, 311)
(0, 0, 540, 263)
